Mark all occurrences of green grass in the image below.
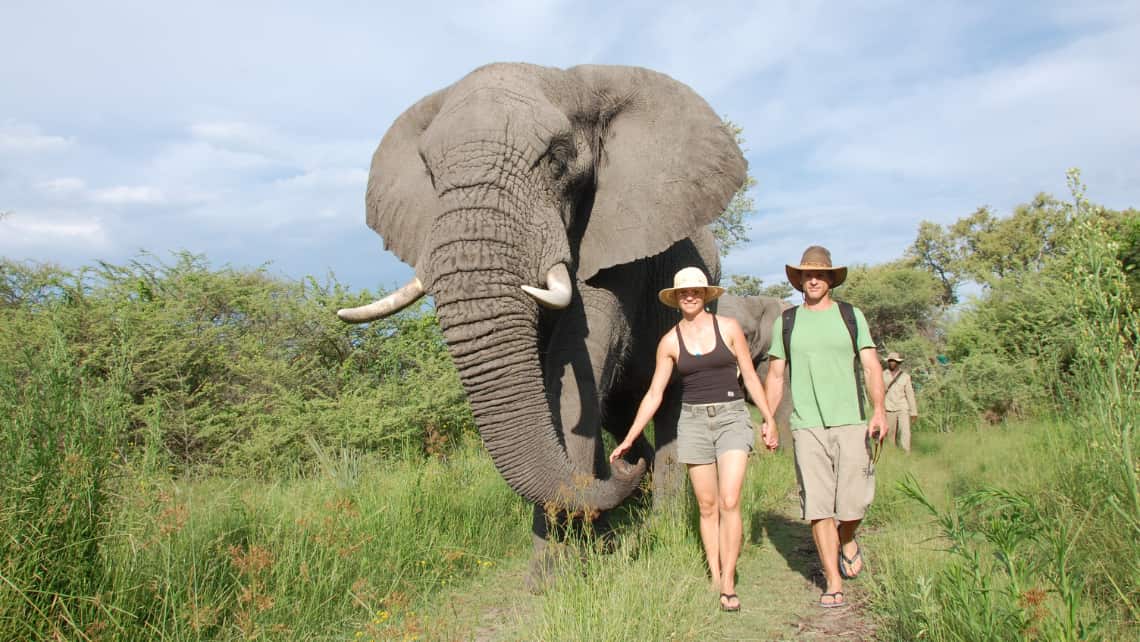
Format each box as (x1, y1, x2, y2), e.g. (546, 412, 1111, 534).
(2, 412, 531, 640)
(863, 416, 1138, 641)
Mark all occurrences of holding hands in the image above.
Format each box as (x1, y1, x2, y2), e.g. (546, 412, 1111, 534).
(759, 419, 778, 451)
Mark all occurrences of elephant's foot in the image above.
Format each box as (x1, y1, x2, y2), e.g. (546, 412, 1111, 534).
(525, 540, 575, 595)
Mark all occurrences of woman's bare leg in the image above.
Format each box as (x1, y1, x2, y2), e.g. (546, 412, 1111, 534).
(688, 462, 721, 589)
(716, 450, 749, 602)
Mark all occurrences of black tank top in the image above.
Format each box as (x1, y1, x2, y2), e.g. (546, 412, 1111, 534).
(675, 315, 744, 404)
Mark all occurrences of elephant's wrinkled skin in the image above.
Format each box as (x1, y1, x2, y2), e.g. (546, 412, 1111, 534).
(339, 63, 745, 584)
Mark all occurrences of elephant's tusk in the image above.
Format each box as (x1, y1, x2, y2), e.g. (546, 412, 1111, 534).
(521, 263, 572, 309)
(337, 277, 425, 323)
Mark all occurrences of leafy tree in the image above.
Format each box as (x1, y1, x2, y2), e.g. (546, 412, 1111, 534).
(840, 260, 943, 346)
(908, 189, 1076, 300)
(909, 220, 962, 304)
(710, 120, 757, 257)
(724, 274, 793, 300)
(952, 196, 1072, 284)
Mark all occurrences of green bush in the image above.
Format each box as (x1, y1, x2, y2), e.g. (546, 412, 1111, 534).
(872, 208, 1140, 641)
(0, 253, 474, 476)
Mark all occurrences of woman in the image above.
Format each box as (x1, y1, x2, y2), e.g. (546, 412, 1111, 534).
(609, 267, 779, 612)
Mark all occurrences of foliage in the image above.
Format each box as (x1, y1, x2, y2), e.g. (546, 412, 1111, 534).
(910, 220, 962, 304)
(0, 331, 127, 640)
(0, 252, 473, 475)
(891, 477, 1107, 641)
(914, 170, 1138, 427)
(0, 430, 529, 640)
(908, 194, 1076, 301)
(710, 119, 757, 257)
(724, 273, 793, 300)
(869, 174, 1140, 641)
(840, 260, 943, 347)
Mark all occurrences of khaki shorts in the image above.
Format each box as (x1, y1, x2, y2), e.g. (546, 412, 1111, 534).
(676, 399, 754, 465)
(792, 424, 875, 521)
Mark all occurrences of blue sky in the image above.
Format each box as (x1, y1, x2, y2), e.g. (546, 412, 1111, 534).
(3, 1, 1139, 294)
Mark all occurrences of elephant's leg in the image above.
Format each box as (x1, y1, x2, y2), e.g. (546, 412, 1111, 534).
(526, 504, 574, 594)
(649, 385, 687, 504)
(526, 287, 627, 590)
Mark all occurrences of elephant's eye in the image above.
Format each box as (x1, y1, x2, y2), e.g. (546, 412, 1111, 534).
(548, 155, 567, 179)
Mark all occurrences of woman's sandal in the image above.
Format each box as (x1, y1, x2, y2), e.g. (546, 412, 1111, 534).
(839, 540, 863, 579)
(719, 593, 741, 612)
(819, 591, 846, 608)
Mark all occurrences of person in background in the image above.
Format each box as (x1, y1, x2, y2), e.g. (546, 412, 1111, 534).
(609, 267, 778, 613)
(764, 246, 887, 609)
(883, 352, 917, 452)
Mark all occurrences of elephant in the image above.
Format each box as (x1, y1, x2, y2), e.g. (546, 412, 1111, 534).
(337, 63, 746, 585)
(713, 294, 794, 445)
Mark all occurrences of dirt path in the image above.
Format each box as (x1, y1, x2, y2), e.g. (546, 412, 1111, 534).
(712, 488, 878, 641)
(443, 486, 878, 641)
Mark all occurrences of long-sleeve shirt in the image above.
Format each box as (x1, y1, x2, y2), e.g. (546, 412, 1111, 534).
(883, 370, 917, 415)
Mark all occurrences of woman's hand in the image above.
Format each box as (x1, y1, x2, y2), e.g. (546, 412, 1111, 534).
(609, 440, 633, 463)
(760, 418, 779, 451)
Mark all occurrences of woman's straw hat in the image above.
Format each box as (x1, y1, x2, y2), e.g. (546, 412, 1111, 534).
(786, 245, 848, 292)
(658, 267, 725, 308)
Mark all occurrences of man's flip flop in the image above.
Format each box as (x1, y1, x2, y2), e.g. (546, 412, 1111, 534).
(819, 591, 846, 608)
(719, 593, 741, 612)
(839, 541, 863, 579)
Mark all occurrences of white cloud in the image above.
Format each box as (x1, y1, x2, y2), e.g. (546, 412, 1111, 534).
(37, 177, 86, 194)
(273, 168, 368, 190)
(90, 186, 166, 205)
(0, 213, 108, 247)
(0, 121, 72, 152)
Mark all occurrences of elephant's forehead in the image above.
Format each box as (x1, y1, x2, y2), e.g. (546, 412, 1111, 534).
(425, 86, 571, 158)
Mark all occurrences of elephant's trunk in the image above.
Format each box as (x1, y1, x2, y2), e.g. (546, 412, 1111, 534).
(425, 207, 644, 514)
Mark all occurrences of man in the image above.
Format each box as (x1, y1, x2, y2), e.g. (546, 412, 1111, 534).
(764, 246, 887, 609)
(883, 352, 918, 452)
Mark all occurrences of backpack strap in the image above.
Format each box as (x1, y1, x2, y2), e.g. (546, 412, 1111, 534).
(837, 301, 866, 421)
(781, 305, 798, 377)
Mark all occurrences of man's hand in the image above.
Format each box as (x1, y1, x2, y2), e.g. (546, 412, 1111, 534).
(867, 409, 888, 443)
(760, 420, 778, 451)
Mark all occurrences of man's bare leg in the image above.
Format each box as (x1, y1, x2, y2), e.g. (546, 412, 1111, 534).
(838, 519, 864, 577)
(812, 517, 844, 604)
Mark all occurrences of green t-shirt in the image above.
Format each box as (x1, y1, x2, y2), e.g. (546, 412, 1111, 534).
(768, 302, 875, 430)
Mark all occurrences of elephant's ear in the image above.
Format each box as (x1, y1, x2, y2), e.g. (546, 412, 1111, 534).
(365, 88, 448, 271)
(568, 65, 747, 280)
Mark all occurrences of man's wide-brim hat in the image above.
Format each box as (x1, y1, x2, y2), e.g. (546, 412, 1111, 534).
(886, 351, 904, 363)
(786, 245, 848, 292)
(658, 267, 725, 308)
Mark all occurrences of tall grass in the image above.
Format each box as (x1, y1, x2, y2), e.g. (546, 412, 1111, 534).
(0, 330, 127, 640)
(867, 215, 1140, 640)
(0, 335, 529, 640)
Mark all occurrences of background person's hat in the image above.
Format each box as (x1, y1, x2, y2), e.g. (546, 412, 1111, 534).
(886, 351, 904, 362)
(786, 245, 848, 292)
(658, 267, 725, 308)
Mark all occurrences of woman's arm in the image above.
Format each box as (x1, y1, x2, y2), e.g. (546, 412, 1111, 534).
(723, 316, 778, 450)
